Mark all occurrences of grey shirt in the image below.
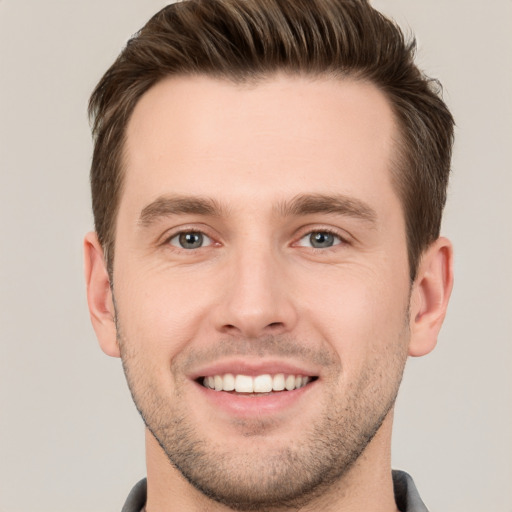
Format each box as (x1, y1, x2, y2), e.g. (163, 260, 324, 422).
(121, 469, 428, 512)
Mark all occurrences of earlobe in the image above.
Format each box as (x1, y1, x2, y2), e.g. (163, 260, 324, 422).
(83, 232, 120, 358)
(408, 237, 454, 357)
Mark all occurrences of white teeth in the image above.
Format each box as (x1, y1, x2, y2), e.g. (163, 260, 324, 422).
(285, 374, 296, 391)
(235, 374, 254, 393)
(253, 374, 273, 393)
(214, 375, 223, 391)
(272, 373, 285, 391)
(223, 373, 235, 391)
(202, 373, 313, 393)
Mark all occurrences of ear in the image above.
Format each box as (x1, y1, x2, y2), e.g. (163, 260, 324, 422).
(83, 232, 120, 358)
(408, 236, 454, 357)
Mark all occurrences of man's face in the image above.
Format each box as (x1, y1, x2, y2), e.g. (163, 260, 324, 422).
(113, 75, 412, 509)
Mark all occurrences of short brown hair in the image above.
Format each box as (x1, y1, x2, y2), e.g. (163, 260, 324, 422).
(89, 0, 454, 280)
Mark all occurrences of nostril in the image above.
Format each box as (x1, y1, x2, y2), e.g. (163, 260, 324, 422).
(219, 324, 245, 336)
(219, 319, 288, 337)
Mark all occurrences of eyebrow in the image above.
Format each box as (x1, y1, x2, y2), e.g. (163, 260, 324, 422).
(138, 195, 226, 226)
(138, 193, 377, 226)
(276, 193, 377, 224)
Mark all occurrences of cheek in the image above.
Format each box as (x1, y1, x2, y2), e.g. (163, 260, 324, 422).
(114, 268, 210, 360)
(298, 266, 410, 372)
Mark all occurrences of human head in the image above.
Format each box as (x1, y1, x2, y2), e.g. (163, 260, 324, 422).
(89, 0, 454, 281)
(86, 74, 454, 509)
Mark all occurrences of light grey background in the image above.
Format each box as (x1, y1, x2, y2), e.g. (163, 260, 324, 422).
(0, 1, 510, 511)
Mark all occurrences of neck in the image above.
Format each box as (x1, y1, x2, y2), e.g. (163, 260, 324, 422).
(144, 410, 399, 512)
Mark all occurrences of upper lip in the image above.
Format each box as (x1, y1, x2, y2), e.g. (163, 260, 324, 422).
(188, 358, 320, 380)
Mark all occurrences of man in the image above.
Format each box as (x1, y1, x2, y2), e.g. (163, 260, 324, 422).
(84, 0, 454, 510)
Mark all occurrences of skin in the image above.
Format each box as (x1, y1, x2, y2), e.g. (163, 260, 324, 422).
(85, 75, 453, 511)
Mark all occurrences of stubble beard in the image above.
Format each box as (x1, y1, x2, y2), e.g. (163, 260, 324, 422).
(116, 321, 409, 511)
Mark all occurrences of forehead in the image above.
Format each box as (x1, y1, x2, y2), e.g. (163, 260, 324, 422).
(122, 74, 399, 217)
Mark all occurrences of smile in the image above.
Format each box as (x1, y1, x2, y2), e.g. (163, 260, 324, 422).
(201, 373, 316, 393)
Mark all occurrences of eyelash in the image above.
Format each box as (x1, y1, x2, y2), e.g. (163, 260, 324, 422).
(163, 227, 349, 252)
(166, 230, 215, 250)
(295, 228, 347, 250)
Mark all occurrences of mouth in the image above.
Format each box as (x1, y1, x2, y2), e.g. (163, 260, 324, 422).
(197, 373, 318, 395)
(191, 362, 321, 418)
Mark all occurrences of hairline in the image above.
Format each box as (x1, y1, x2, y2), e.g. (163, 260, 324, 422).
(104, 70, 418, 279)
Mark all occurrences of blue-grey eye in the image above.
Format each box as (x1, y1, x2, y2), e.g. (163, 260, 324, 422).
(298, 231, 341, 248)
(169, 232, 211, 249)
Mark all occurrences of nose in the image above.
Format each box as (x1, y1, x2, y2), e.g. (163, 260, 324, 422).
(213, 244, 299, 338)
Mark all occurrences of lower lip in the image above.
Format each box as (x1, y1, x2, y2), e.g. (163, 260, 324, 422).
(194, 380, 317, 418)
